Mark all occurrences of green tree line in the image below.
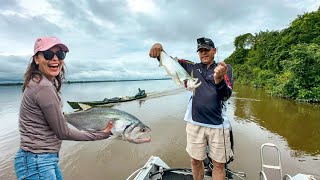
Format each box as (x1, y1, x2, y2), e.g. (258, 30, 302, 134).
(225, 8, 320, 102)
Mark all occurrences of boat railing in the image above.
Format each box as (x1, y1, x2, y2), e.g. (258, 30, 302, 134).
(260, 143, 317, 180)
(260, 143, 283, 179)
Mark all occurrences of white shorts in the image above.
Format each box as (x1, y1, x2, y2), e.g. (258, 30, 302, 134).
(186, 122, 233, 163)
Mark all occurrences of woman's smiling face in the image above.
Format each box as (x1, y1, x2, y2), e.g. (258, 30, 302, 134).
(34, 46, 65, 80)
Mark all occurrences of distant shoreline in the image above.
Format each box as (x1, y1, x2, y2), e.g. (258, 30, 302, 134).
(0, 78, 171, 86)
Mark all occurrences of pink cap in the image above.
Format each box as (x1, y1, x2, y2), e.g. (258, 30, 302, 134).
(33, 36, 69, 56)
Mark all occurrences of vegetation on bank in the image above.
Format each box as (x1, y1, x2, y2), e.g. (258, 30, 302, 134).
(225, 8, 320, 102)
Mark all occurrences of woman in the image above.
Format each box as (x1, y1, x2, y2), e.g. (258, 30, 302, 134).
(14, 36, 113, 180)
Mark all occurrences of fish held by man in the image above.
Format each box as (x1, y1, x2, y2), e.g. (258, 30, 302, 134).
(65, 104, 151, 144)
(159, 51, 201, 91)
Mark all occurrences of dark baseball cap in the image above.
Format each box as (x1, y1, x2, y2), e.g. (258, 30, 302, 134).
(196, 37, 215, 52)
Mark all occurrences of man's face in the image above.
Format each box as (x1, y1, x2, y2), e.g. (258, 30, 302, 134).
(198, 48, 216, 65)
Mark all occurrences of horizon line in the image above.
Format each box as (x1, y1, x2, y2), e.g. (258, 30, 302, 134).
(0, 78, 171, 86)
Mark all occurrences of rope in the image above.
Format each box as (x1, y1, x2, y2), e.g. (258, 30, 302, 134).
(126, 166, 147, 180)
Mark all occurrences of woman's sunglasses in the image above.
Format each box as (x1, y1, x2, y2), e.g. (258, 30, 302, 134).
(40, 50, 66, 60)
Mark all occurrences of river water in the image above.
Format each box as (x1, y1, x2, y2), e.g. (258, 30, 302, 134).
(0, 80, 319, 179)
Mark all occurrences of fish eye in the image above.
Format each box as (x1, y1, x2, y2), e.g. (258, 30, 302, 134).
(141, 128, 146, 132)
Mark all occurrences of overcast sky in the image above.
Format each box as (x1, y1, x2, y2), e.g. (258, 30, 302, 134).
(0, 0, 319, 83)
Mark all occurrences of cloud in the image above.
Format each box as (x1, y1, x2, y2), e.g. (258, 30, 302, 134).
(0, 0, 319, 83)
(0, 55, 30, 82)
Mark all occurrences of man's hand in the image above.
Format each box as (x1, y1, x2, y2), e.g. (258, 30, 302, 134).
(214, 62, 228, 84)
(149, 43, 163, 58)
(103, 120, 114, 134)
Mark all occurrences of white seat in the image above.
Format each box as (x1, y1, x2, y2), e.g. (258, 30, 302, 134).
(283, 173, 316, 180)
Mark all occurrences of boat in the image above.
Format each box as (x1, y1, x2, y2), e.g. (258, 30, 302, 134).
(126, 156, 246, 180)
(126, 143, 316, 180)
(67, 88, 147, 109)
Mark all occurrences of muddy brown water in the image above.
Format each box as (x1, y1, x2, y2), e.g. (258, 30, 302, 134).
(0, 81, 319, 179)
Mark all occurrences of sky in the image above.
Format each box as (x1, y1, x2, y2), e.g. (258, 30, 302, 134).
(0, 0, 319, 83)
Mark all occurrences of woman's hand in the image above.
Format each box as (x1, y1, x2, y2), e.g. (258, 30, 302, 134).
(103, 120, 114, 134)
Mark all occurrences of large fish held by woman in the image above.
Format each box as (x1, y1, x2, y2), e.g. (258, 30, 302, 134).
(65, 104, 151, 144)
(159, 51, 201, 91)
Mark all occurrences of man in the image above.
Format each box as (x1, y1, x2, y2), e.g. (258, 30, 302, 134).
(149, 37, 233, 180)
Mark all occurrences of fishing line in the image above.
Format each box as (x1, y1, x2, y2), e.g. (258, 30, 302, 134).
(222, 102, 229, 180)
(216, 46, 230, 178)
(215, 47, 220, 63)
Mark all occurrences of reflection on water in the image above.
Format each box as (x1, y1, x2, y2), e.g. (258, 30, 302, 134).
(0, 81, 319, 180)
(234, 85, 320, 156)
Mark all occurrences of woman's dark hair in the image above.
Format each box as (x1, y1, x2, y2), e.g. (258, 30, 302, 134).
(22, 53, 65, 92)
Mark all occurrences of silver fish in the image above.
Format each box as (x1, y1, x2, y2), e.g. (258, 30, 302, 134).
(65, 104, 151, 144)
(159, 51, 201, 91)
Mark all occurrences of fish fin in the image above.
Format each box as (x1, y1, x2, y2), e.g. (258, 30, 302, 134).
(159, 52, 164, 67)
(107, 134, 119, 140)
(195, 80, 202, 88)
(109, 118, 119, 122)
(78, 103, 93, 111)
(174, 72, 183, 85)
(194, 81, 202, 90)
(193, 82, 201, 95)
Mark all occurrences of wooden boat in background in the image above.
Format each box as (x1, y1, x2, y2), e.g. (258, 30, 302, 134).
(67, 89, 146, 110)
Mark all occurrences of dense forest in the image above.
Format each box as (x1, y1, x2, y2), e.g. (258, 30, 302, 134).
(225, 8, 320, 102)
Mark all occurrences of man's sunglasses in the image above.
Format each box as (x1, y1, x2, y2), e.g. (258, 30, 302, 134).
(198, 48, 211, 53)
(40, 50, 66, 60)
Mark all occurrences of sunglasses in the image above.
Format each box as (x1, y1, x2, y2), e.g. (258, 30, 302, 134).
(198, 48, 211, 53)
(40, 50, 66, 60)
